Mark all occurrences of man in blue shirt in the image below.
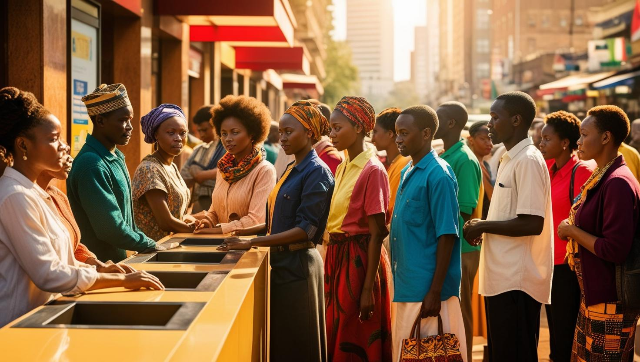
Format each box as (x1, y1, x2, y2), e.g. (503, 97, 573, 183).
(390, 105, 467, 361)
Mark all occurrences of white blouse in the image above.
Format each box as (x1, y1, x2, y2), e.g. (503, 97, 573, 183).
(0, 168, 98, 327)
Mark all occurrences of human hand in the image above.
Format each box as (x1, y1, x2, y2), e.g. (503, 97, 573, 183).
(193, 219, 213, 231)
(359, 287, 375, 322)
(420, 290, 441, 318)
(463, 218, 484, 244)
(183, 214, 197, 224)
(122, 271, 164, 290)
(557, 219, 573, 240)
(156, 242, 180, 251)
(194, 227, 221, 234)
(217, 237, 251, 251)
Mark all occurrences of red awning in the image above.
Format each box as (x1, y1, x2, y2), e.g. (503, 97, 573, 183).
(281, 74, 324, 94)
(235, 47, 310, 75)
(156, 0, 296, 46)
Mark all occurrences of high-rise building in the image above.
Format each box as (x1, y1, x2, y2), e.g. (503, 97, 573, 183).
(412, 26, 430, 101)
(425, 0, 441, 104)
(490, 0, 615, 85)
(438, 0, 466, 102)
(346, 0, 394, 99)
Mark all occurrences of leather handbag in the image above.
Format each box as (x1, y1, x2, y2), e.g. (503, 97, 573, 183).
(400, 314, 464, 362)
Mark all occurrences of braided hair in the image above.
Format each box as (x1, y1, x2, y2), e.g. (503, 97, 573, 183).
(0, 87, 50, 161)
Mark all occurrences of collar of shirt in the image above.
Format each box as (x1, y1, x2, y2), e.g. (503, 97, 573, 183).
(345, 146, 377, 170)
(292, 149, 319, 173)
(503, 137, 534, 163)
(2, 167, 51, 200)
(85, 133, 124, 162)
(550, 153, 580, 179)
(440, 140, 464, 158)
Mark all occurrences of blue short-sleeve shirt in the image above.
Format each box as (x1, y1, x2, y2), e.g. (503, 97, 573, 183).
(390, 149, 462, 302)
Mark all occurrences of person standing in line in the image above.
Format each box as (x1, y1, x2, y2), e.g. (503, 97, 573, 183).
(628, 118, 640, 151)
(132, 104, 194, 241)
(618, 140, 640, 181)
(466, 121, 494, 219)
(391, 105, 467, 362)
(557, 105, 640, 362)
(221, 101, 335, 362)
(463, 91, 554, 362)
(309, 99, 344, 175)
(67, 84, 166, 263)
(264, 121, 280, 165)
(371, 107, 410, 217)
(538, 111, 593, 362)
(324, 96, 392, 362)
(180, 105, 226, 213)
(434, 101, 481, 362)
(0, 87, 163, 327)
(187, 95, 276, 234)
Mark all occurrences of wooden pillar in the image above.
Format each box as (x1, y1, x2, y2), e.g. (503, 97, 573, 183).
(243, 70, 251, 96)
(212, 42, 222, 104)
(160, 22, 190, 119)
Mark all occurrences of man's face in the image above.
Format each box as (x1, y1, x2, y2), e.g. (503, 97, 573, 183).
(96, 106, 134, 146)
(196, 121, 215, 143)
(488, 100, 514, 145)
(395, 114, 430, 157)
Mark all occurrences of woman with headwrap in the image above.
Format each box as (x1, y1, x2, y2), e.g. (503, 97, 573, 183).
(188, 95, 276, 234)
(220, 101, 335, 361)
(324, 96, 393, 362)
(132, 104, 193, 240)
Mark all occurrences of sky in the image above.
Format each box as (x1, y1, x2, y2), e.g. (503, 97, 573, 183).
(331, 0, 427, 82)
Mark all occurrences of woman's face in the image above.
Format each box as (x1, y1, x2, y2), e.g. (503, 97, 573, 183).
(279, 114, 312, 156)
(371, 123, 394, 151)
(46, 143, 73, 181)
(577, 116, 605, 161)
(329, 111, 359, 152)
(467, 126, 493, 157)
(220, 116, 253, 158)
(539, 124, 567, 161)
(156, 116, 188, 157)
(18, 114, 66, 173)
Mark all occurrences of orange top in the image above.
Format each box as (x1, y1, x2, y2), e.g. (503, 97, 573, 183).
(386, 154, 411, 216)
(46, 186, 97, 263)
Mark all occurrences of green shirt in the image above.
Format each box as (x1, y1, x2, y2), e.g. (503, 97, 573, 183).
(441, 140, 482, 253)
(67, 134, 155, 262)
(264, 142, 278, 165)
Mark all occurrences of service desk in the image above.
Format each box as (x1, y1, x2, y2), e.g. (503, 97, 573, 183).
(0, 233, 269, 362)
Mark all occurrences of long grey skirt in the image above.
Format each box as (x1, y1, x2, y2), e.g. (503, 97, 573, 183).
(270, 247, 327, 362)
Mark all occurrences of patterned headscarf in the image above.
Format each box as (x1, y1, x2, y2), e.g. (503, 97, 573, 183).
(81, 83, 131, 116)
(140, 104, 186, 144)
(334, 96, 376, 133)
(284, 100, 330, 143)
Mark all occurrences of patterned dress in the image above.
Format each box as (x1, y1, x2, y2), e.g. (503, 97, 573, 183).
(132, 155, 190, 241)
(324, 146, 393, 362)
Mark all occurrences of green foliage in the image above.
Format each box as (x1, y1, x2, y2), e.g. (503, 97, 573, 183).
(382, 81, 420, 110)
(322, 40, 360, 107)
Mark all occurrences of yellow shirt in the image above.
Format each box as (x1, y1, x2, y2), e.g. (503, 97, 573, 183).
(387, 154, 411, 216)
(619, 143, 640, 181)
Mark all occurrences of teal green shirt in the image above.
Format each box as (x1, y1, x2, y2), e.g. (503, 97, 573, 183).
(67, 134, 155, 262)
(441, 141, 482, 253)
(264, 142, 278, 165)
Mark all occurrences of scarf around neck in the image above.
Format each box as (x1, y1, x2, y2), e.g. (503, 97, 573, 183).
(217, 146, 263, 184)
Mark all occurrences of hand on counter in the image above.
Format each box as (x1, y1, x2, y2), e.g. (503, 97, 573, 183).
(123, 271, 164, 291)
(86, 258, 135, 274)
(194, 226, 222, 234)
(217, 237, 252, 251)
(156, 242, 181, 251)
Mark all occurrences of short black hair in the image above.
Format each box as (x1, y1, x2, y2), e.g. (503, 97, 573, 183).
(376, 107, 402, 132)
(438, 101, 468, 127)
(0, 87, 50, 156)
(469, 121, 489, 137)
(211, 95, 272, 143)
(193, 105, 213, 125)
(400, 105, 439, 136)
(530, 117, 544, 129)
(587, 105, 630, 147)
(495, 91, 537, 127)
(544, 111, 581, 151)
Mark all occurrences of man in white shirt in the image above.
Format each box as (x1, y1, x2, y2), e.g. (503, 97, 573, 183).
(463, 91, 553, 362)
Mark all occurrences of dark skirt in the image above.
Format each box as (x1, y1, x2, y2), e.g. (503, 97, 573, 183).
(324, 233, 393, 362)
(270, 247, 327, 362)
(572, 257, 640, 362)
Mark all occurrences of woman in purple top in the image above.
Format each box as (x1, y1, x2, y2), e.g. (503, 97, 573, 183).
(558, 105, 640, 362)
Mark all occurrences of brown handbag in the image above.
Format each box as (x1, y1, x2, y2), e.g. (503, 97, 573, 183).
(400, 313, 464, 362)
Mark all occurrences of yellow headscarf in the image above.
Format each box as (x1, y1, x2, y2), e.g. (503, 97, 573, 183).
(284, 100, 330, 143)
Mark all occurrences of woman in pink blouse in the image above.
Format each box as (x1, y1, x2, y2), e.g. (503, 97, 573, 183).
(188, 95, 276, 234)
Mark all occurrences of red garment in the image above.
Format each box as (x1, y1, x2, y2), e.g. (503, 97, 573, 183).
(547, 155, 593, 264)
(45, 186, 97, 263)
(315, 140, 343, 175)
(325, 233, 393, 362)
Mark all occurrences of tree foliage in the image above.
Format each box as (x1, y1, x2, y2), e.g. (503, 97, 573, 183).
(322, 40, 360, 107)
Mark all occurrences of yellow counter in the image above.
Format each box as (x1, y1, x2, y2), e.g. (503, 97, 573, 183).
(0, 234, 269, 362)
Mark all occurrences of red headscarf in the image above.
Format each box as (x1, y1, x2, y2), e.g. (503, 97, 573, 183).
(334, 96, 376, 133)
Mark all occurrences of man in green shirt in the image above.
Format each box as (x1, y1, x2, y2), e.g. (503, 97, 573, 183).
(435, 101, 482, 362)
(67, 83, 159, 262)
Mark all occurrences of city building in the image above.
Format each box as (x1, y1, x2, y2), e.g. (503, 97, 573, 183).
(412, 26, 430, 102)
(438, 0, 466, 103)
(345, 0, 394, 100)
(425, 0, 441, 104)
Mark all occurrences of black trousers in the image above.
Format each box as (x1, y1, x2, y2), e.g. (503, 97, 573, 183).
(545, 264, 580, 362)
(485, 290, 541, 362)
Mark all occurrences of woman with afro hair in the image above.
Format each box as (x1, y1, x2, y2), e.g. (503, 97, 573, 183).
(188, 95, 276, 234)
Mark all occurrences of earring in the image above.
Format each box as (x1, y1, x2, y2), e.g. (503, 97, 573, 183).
(22, 152, 27, 161)
(563, 146, 566, 150)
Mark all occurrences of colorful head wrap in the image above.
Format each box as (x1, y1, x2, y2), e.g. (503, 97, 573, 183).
(284, 100, 330, 143)
(140, 104, 186, 144)
(81, 83, 131, 116)
(334, 96, 375, 133)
